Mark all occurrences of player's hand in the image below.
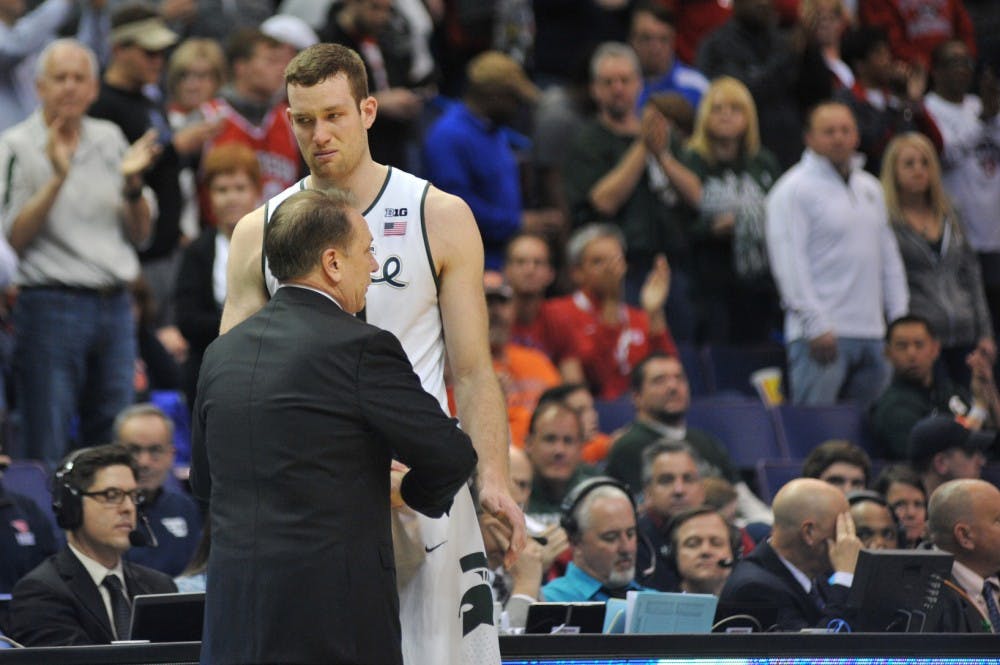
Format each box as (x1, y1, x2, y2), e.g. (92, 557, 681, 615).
(827, 510, 862, 574)
(389, 460, 409, 509)
(711, 212, 736, 236)
(479, 480, 526, 568)
(508, 538, 544, 593)
(809, 332, 838, 365)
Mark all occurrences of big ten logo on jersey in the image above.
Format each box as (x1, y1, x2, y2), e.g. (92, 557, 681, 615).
(371, 254, 408, 289)
(459, 552, 495, 636)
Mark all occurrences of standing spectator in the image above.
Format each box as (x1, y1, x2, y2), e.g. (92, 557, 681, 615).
(657, 0, 731, 66)
(836, 26, 943, 175)
(320, 0, 429, 170)
(0, 39, 158, 464)
(880, 132, 994, 382)
(629, 2, 709, 111)
(89, 3, 217, 329)
(539, 224, 676, 400)
(857, 0, 976, 69)
(164, 38, 227, 240)
(174, 143, 262, 407)
(696, 0, 804, 168)
(422, 51, 562, 269)
(923, 40, 1000, 340)
(681, 76, 782, 344)
(799, 0, 854, 89)
(202, 29, 300, 208)
(766, 101, 909, 406)
(563, 42, 701, 340)
(0, 0, 107, 132)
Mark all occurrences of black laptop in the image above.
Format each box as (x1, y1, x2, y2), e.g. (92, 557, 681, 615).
(127, 592, 205, 642)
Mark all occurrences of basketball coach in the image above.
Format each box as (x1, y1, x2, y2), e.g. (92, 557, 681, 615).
(190, 189, 478, 664)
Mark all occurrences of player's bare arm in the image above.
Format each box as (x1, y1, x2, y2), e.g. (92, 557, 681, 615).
(220, 206, 269, 334)
(425, 186, 527, 566)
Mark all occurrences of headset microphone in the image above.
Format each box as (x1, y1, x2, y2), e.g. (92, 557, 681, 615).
(717, 558, 736, 568)
(129, 514, 159, 548)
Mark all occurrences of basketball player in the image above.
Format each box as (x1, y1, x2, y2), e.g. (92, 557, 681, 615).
(220, 44, 524, 664)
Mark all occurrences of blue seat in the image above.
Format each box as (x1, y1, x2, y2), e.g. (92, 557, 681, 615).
(594, 395, 635, 434)
(754, 458, 803, 504)
(150, 390, 193, 465)
(774, 402, 873, 459)
(686, 397, 788, 469)
(3, 459, 61, 543)
(677, 343, 709, 397)
(703, 344, 787, 398)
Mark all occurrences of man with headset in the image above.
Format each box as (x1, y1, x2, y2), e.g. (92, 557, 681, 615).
(8, 445, 175, 646)
(540, 477, 646, 601)
(664, 506, 740, 597)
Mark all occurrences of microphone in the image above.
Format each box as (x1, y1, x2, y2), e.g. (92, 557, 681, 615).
(129, 514, 159, 548)
(718, 558, 736, 568)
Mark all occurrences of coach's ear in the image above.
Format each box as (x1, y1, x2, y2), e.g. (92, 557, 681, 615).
(322, 246, 343, 285)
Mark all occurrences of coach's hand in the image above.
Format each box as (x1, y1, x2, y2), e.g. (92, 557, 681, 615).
(479, 480, 527, 568)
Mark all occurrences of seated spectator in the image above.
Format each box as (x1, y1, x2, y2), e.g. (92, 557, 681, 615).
(857, 0, 976, 69)
(422, 51, 562, 270)
(871, 315, 998, 459)
(880, 131, 996, 385)
(524, 402, 598, 523)
(802, 439, 872, 493)
(606, 353, 770, 523)
(665, 505, 740, 597)
(629, 2, 709, 111)
(540, 478, 645, 601)
(847, 490, 901, 549)
(484, 271, 560, 448)
(835, 26, 943, 175)
(680, 75, 782, 344)
(719, 478, 861, 631)
(175, 143, 262, 406)
(9, 445, 176, 646)
(926, 478, 1000, 633)
(539, 224, 676, 400)
(535, 383, 613, 465)
(908, 415, 993, 497)
(635, 440, 707, 591)
(873, 463, 927, 548)
(0, 463, 57, 594)
(504, 232, 557, 351)
(114, 404, 202, 577)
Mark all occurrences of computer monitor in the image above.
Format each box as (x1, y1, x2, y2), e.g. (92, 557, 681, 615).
(846, 549, 953, 632)
(524, 602, 607, 634)
(127, 592, 204, 642)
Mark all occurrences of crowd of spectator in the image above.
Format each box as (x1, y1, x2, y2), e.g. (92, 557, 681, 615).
(1, 0, 1000, 648)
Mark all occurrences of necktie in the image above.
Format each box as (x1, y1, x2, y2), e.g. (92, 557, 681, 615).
(599, 586, 631, 600)
(102, 574, 131, 640)
(808, 580, 826, 610)
(982, 580, 1000, 633)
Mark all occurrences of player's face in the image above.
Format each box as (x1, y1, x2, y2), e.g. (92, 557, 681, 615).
(287, 74, 376, 185)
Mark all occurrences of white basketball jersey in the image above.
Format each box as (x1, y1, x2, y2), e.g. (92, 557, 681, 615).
(263, 169, 500, 665)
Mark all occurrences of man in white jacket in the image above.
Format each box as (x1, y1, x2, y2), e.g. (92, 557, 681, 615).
(766, 101, 908, 406)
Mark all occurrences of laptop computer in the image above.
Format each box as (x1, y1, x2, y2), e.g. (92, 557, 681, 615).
(127, 592, 205, 642)
(524, 602, 607, 634)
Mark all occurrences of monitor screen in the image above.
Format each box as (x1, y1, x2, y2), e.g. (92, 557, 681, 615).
(847, 549, 953, 632)
(127, 592, 204, 642)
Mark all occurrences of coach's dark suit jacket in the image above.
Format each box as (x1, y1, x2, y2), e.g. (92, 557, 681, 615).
(190, 285, 477, 665)
(719, 540, 853, 631)
(8, 546, 176, 646)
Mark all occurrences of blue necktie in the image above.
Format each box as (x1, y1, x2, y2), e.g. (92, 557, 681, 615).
(982, 580, 1000, 634)
(808, 580, 826, 610)
(102, 575, 131, 640)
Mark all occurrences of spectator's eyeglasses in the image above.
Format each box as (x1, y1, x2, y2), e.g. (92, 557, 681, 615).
(81, 487, 145, 506)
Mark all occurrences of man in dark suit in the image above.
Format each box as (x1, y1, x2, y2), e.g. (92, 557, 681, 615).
(927, 479, 1000, 633)
(719, 478, 862, 631)
(9, 445, 177, 646)
(190, 188, 478, 665)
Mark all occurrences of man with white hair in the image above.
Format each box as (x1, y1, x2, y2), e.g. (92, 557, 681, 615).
(541, 477, 644, 601)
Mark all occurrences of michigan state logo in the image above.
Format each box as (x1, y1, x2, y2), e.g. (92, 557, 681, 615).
(459, 552, 494, 636)
(371, 255, 407, 288)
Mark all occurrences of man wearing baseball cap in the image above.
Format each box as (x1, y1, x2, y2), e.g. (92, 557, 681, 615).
(908, 415, 995, 497)
(422, 51, 564, 269)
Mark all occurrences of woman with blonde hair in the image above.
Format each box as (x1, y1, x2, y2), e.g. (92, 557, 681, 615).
(880, 132, 995, 382)
(681, 76, 782, 344)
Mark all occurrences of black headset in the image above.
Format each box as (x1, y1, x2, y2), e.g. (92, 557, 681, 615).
(660, 505, 743, 574)
(52, 449, 90, 530)
(560, 476, 635, 540)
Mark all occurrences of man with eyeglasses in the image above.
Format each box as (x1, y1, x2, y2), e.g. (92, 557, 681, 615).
(8, 444, 176, 646)
(115, 403, 202, 577)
